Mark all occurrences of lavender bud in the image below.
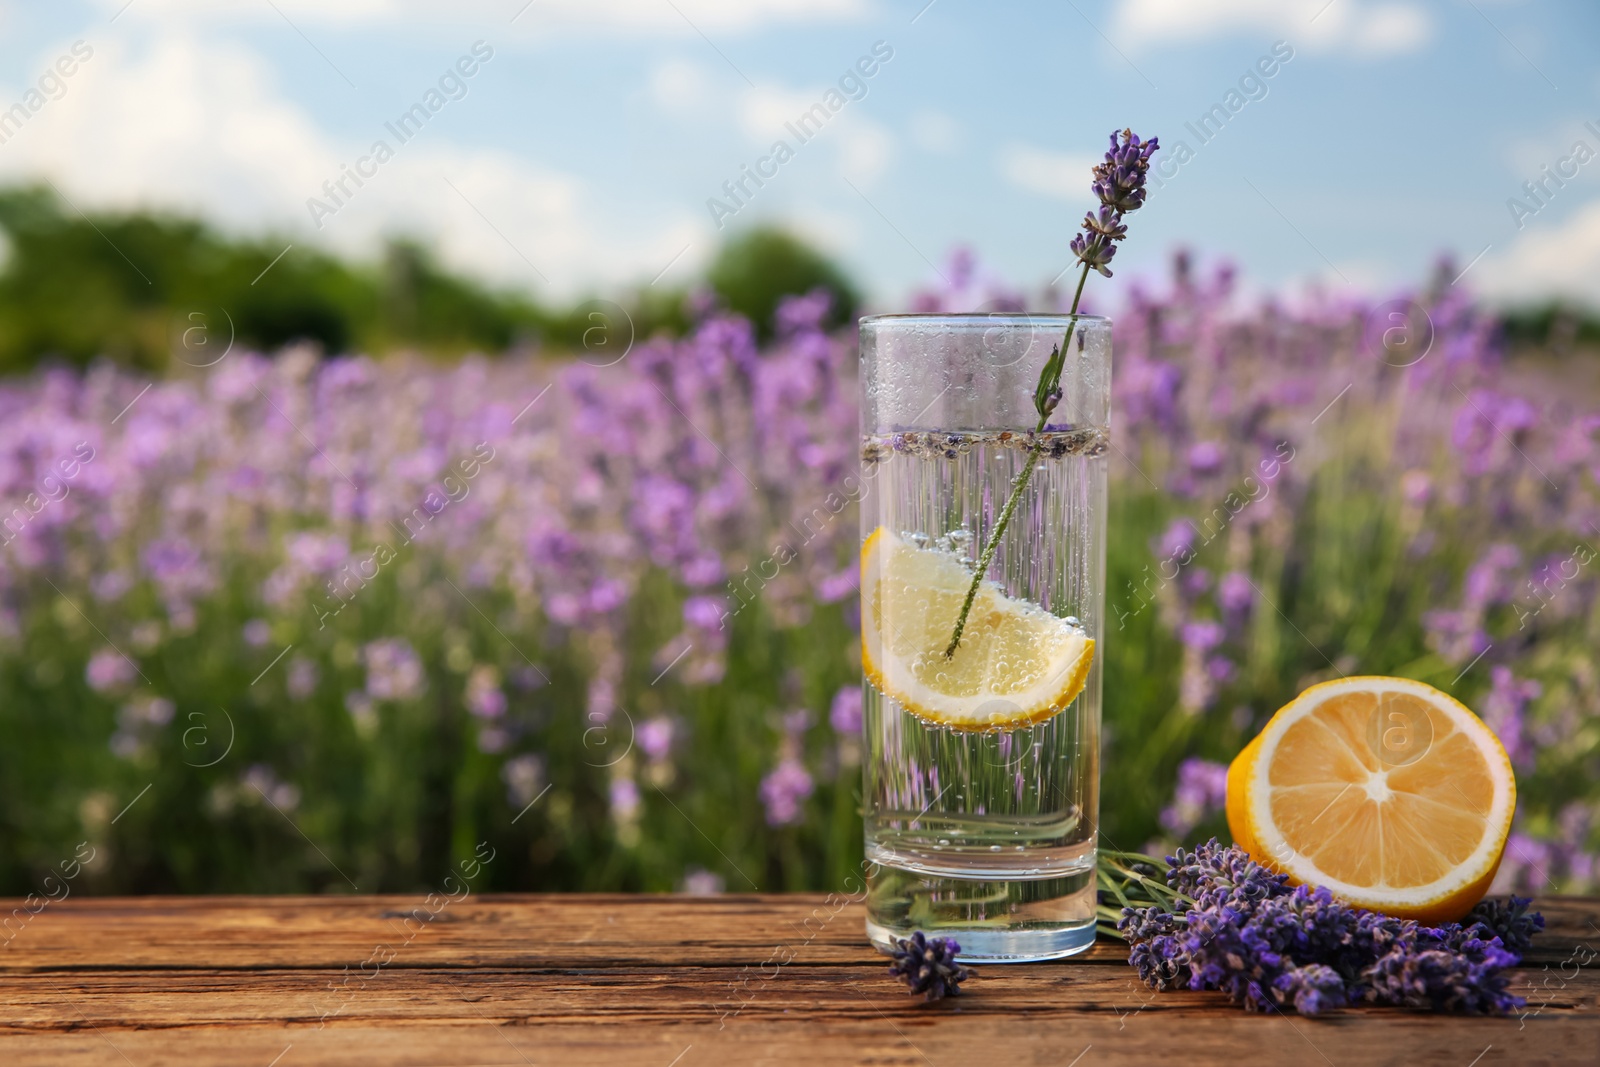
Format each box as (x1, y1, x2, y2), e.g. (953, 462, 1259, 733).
(1070, 232, 1117, 278)
(886, 931, 973, 1001)
(1082, 205, 1128, 242)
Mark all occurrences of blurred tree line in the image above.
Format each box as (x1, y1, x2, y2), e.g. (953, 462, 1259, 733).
(0, 185, 860, 372)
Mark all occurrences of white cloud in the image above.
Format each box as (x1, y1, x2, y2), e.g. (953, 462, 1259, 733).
(999, 145, 1096, 201)
(736, 82, 892, 185)
(1109, 0, 1433, 55)
(0, 36, 331, 225)
(0, 33, 704, 298)
(1352, 4, 1430, 53)
(100, 0, 864, 34)
(649, 58, 714, 117)
(1478, 197, 1600, 305)
(837, 119, 892, 185)
(773, 204, 861, 258)
(738, 85, 821, 140)
(910, 109, 959, 154)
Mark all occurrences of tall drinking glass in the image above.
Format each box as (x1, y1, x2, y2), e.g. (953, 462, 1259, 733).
(858, 313, 1109, 961)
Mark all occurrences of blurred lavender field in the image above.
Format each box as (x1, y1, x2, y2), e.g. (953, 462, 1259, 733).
(0, 253, 1593, 898)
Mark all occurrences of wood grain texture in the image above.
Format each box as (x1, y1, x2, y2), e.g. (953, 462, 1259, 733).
(1, 894, 1597, 1066)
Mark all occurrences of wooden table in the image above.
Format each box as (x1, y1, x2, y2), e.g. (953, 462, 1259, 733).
(2, 894, 1597, 1065)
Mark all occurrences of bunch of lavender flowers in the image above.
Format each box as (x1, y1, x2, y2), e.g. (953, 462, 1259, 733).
(1109, 840, 1542, 1016)
(946, 128, 1158, 655)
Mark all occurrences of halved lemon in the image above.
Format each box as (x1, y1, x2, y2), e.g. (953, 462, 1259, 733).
(1226, 675, 1515, 923)
(859, 526, 1094, 731)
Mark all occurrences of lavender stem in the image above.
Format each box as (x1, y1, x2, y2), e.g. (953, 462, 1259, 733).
(944, 262, 1091, 658)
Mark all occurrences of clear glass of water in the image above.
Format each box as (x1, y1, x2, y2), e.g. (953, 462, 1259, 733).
(857, 313, 1109, 962)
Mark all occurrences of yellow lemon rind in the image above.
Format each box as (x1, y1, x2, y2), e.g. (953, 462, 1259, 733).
(861, 632, 1095, 733)
(859, 526, 1096, 732)
(1235, 675, 1515, 924)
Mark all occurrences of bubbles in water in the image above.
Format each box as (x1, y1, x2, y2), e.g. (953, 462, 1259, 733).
(860, 418, 1102, 891)
(934, 527, 977, 558)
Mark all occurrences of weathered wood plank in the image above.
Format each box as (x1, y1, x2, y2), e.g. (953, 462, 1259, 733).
(0, 1012, 1593, 1067)
(8, 893, 1588, 969)
(0, 894, 1596, 1066)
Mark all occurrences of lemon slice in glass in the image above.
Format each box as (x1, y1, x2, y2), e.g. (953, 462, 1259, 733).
(860, 526, 1095, 731)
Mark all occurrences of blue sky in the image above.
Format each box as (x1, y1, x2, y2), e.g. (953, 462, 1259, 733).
(0, 0, 1596, 308)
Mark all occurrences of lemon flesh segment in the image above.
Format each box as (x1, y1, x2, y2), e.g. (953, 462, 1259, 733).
(859, 527, 1095, 731)
(1235, 675, 1515, 923)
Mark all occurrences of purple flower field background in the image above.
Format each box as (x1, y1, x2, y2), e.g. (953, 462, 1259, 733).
(0, 251, 1593, 898)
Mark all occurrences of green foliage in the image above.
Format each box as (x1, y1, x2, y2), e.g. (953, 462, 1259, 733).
(0, 186, 539, 369)
(0, 189, 863, 371)
(1499, 300, 1600, 350)
(708, 226, 860, 339)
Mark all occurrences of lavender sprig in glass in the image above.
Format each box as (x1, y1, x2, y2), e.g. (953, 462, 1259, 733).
(944, 128, 1159, 656)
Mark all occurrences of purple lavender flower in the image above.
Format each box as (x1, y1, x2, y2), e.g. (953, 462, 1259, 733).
(1462, 895, 1544, 955)
(1496, 831, 1554, 894)
(1157, 519, 1196, 562)
(284, 531, 349, 574)
(1186, 441, 1225, 477)
(242, 764, 301, 811)
(949, 127, 1159, 656)
(1179, 619, 1225, 653)
(1158, 758, 1228, 838)
(1421, 609, 1491, 667)
(502, 753, 544, 809)
(759, 758, 813, 826)
(363, 638, 425, 701)
(774, 288, 833, 337)
(637, 717, 674, 762)
(86, 647, 137, 693)
(1119, 840, 1538, 1016)
(1181, 567, 1212, 600)
(829, 686, 863, 734)
(1481, 665, 1540, 769)
(609, 777, 641, 819)
(91, 571, 133, 604)
(683, 595, 726, 632)
(815, 568, 856, 604)
(1218, 572, 1253, 619)
(286, 656, 318, 700)
(1400, 469, 1432, 507)
(1091, 127, 1160, 214)
(680, 867, 726, 895)
(465, 665, 507, 720)
(1069, 231, 1118, 278)
(1464, 544, 1520, 608)
(680, 554, 723, 588)
(344, 691, 376, 733)
(141, 697, 175, 726)
(886, 931, 973, 1001)
(1081, 204, 1128, 242)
